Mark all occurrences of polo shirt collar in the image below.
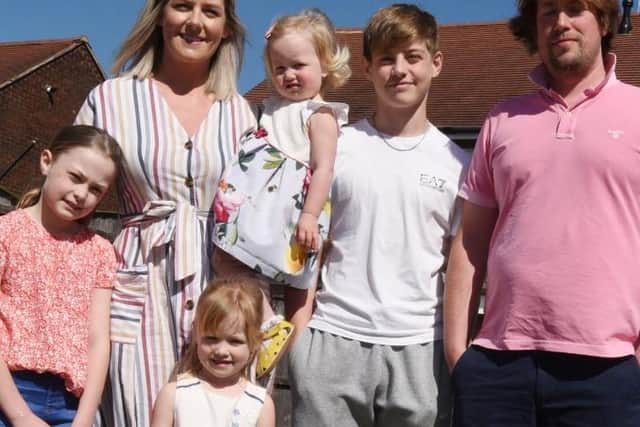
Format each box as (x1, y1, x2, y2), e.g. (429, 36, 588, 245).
(528, 53, 618, 99)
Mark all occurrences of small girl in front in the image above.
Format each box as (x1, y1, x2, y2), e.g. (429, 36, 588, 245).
(213, 9, 350, 378)
(151, 277, 275, 427)
(0, 125, 121, 426)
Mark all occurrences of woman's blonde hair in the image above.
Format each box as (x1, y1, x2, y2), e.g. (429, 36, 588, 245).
(174, 276, 264, 379)
(111, 0, 246, 99)
(17, 126, 122, 221)
(264, 8, 351, 95)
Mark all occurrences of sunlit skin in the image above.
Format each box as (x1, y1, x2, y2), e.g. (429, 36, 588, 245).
(160, 0, 229, 69)
(196, 314, 252, 389)
(151, 311, 276, 427)
(536, 0, 606, 78)
(0, 145, 115, 427)
(31, 147, 116, 235)
(154, 0, 229, 143)
(269, 31, 327, 103)
(365, 39, 443, 114)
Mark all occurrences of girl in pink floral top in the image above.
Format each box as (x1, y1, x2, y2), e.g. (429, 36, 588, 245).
(0, 125, 121, 427)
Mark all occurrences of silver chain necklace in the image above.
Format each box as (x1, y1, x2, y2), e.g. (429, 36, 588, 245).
(372, 117, 430, 151)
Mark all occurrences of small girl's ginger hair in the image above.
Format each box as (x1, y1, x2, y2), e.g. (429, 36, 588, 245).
(264, 8, 351, 95)
(173, 276, 264, 379)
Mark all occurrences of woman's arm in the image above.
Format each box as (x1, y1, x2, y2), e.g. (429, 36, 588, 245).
(296, 108, 339, 250)
(72, 288, 112, 427)
(151, 382, 176, 427)
(256, 394, 275, 427)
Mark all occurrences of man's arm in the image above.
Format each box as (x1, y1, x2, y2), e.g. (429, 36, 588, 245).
(443, 201, 497, 371)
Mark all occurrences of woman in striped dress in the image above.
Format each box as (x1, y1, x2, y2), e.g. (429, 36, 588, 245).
(75, 0, 255, 425)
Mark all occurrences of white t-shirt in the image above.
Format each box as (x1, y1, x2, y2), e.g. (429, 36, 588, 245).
(309, 119, 470, 346)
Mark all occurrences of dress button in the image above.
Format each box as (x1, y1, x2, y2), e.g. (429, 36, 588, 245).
(185, 299, 195, 310)
(184, 177, 194, 187)
(185, 140, 193, 150)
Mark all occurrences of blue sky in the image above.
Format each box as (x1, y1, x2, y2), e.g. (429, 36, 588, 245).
(1, 1, 520, 92)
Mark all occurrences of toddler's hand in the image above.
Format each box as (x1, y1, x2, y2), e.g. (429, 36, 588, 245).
(296, 213, 320, 251)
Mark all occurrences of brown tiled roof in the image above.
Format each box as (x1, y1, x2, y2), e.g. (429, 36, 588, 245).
(0, 37, 111, 211)
(0, 37, 92, 87)
(246, 15, 640, 129)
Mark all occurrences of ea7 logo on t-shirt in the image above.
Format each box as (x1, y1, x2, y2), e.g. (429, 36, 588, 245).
(419, 173, 446, 191)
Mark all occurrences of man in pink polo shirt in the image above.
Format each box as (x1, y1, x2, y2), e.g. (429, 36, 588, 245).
(444, 0, 640, 426)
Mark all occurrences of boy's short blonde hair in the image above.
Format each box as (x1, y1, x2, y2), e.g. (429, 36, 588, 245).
(363, 3, 439, 60)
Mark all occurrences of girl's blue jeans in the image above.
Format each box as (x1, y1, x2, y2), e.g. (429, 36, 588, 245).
(0, 370, 79, 426)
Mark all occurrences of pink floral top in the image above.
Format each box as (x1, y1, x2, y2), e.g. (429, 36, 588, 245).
(0, 209, 116, 397)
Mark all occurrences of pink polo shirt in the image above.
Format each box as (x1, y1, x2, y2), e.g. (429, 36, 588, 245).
(460, 55, 640, 357)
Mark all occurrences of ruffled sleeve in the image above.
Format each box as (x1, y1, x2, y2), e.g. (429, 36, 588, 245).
(93, 236, 117, 289)
(303, 100, 349, 128)
(260, 97, 349, 164)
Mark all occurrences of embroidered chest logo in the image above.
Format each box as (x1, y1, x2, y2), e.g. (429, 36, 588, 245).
(608, 129, 624, 140)
(419, 173, 446, 191)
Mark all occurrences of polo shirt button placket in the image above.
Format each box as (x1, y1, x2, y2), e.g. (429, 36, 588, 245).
(556, 110, 575, 140)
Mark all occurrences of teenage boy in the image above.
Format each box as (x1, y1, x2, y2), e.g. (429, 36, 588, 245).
(444, 0, 640, 425)
(287, 4, 470, 426)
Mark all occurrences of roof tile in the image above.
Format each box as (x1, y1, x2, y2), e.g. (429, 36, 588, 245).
(0, 38, 85, 86)
(247, 14, 640, 129)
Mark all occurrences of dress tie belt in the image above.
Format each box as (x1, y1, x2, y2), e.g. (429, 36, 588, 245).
(121, 200, 212, 281)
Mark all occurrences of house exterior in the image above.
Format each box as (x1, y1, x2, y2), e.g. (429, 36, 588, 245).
(0, 37, 120, 236)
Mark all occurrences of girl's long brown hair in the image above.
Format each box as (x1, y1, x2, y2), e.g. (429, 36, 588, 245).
(17, 125, 122, 221)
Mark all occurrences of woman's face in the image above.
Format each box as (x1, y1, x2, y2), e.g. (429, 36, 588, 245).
(160, 0, 229, 68)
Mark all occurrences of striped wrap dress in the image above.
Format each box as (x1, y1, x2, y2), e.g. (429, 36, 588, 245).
(75, 76, 256, 427)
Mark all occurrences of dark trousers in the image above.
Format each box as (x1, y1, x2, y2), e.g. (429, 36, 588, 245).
(452, 346, 640, 427)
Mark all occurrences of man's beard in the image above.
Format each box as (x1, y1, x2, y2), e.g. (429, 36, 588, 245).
(545, 41, 599, 75)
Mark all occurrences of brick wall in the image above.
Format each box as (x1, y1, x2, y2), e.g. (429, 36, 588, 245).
(0, 43, 119, 212)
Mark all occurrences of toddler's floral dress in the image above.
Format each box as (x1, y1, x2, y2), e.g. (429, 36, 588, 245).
(213, 96, 348, 289)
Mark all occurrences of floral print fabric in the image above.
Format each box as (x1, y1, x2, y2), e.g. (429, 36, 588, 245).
(214, 128, 330, 288)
